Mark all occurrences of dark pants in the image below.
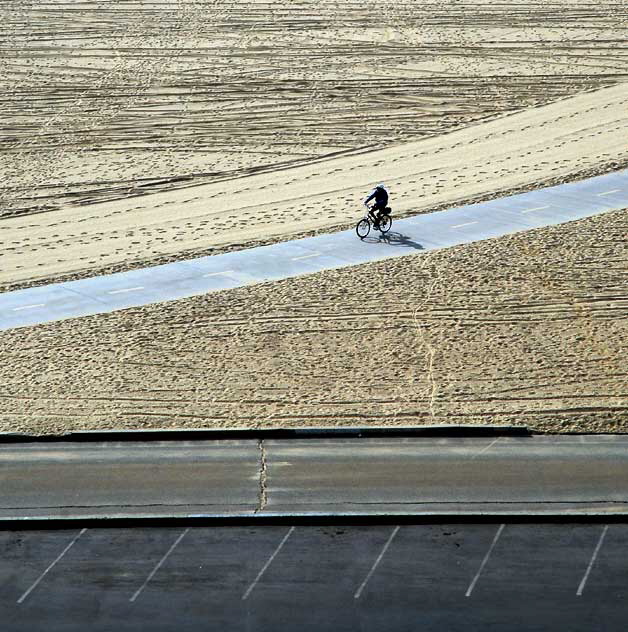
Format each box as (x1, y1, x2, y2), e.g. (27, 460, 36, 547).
(371, 203, 388, 223)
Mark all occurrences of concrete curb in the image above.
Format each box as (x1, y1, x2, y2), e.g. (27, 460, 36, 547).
(0, 425, 531, 443)
(1, 510, 626, 529)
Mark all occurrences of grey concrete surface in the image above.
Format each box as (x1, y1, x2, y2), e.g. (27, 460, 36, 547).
(3, 435, 628, 520)
(2, 523, 628, 631)
(264, 436, 628, 515)
(1, 169, 626, 331)
(0, 441, 260, 519)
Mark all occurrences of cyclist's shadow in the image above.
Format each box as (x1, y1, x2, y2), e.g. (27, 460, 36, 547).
(363, 231, 424, 250)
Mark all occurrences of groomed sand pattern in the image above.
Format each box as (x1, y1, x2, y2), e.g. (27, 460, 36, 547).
(3, 1, 627, 218)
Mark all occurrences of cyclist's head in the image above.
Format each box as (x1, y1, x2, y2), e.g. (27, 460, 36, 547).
(377, 183, 387, 190)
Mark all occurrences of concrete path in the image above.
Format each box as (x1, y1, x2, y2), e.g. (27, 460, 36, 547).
(1, 170, 626, 331)
(3, 434, 628, 520)
(2, 522, 626, 631)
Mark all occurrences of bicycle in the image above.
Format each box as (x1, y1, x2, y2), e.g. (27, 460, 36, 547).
(356, 204, 392, 239)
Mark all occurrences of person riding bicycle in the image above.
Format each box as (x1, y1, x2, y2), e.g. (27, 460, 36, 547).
(364, 184, 390, 228)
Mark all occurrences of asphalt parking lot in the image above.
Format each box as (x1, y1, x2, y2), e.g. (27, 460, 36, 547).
(1, 522, 627, 631)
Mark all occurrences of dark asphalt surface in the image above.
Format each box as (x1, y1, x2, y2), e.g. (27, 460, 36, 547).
(3, 435, 628, 519)
(1, 522, 627, 631)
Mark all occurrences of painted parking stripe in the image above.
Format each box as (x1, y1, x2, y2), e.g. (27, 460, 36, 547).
(12, 303, 46, 311)
(17, 528, 87, 604)
(354, 526, 400, 599)
(107, 286, 144, 295)
(471, 437, 500, 460)
(465, 524, 505, 597)
(130, 528, 189, 602)
(291, 252, 321, 261)
(597, 189, 621, 196)
(577, 525, 609, 596)
(242, 526, 295, 601)
(521, 205, 550, 213)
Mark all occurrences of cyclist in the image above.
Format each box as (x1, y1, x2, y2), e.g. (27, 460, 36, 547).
(364, 183, 390, 228)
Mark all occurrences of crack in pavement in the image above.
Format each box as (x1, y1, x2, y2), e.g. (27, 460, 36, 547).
(256, 438, 268, 513)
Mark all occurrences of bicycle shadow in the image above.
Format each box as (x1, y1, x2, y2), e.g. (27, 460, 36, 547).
(362, 231, 424, 250)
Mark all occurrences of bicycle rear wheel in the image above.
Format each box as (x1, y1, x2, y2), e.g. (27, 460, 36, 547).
(356, 218, 370, 239)
(379, 215, 392, 234)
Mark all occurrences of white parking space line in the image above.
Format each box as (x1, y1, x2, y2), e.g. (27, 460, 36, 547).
(130, 528, 189, 603)
(12, 303, 46, 312)
(354, 526, 400, 600)
(242, 526, 295, 601)
(17, 528, 87, 604)
(451, 221, 478, 229)
(107, 286, 144, 295)
(521, 205, 550, 214)
(471, 437, 500, 460)
(597, 189, 621, 196)
(291, 252, 321, 261)
(577, 525, 609, 596)
(203, 270, 235, 278)
(465, 524, 505, 597)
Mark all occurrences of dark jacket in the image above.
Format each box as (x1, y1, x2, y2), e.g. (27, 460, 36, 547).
(365, 187, 388, 207)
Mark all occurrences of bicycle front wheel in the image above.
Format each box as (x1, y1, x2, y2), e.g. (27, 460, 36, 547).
(379, 215, 392, 234)
(356, 218, 370, 239)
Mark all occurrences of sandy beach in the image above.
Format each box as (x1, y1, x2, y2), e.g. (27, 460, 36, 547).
(1, 1, 627, 433)
(1, 205, 626, 434)
(2, 1, 628, 291)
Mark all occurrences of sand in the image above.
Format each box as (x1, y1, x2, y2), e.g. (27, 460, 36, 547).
(1, 206, 626, 434)
(2, 83, 627, 292)
(1, 2, 627, 434)
(2, 1, 628, 291)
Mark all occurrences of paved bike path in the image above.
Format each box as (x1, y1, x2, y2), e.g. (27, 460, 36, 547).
(1, 170, 626, 331)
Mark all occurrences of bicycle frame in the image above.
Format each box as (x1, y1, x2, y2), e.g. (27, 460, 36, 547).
(364, 205, 378, 223)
